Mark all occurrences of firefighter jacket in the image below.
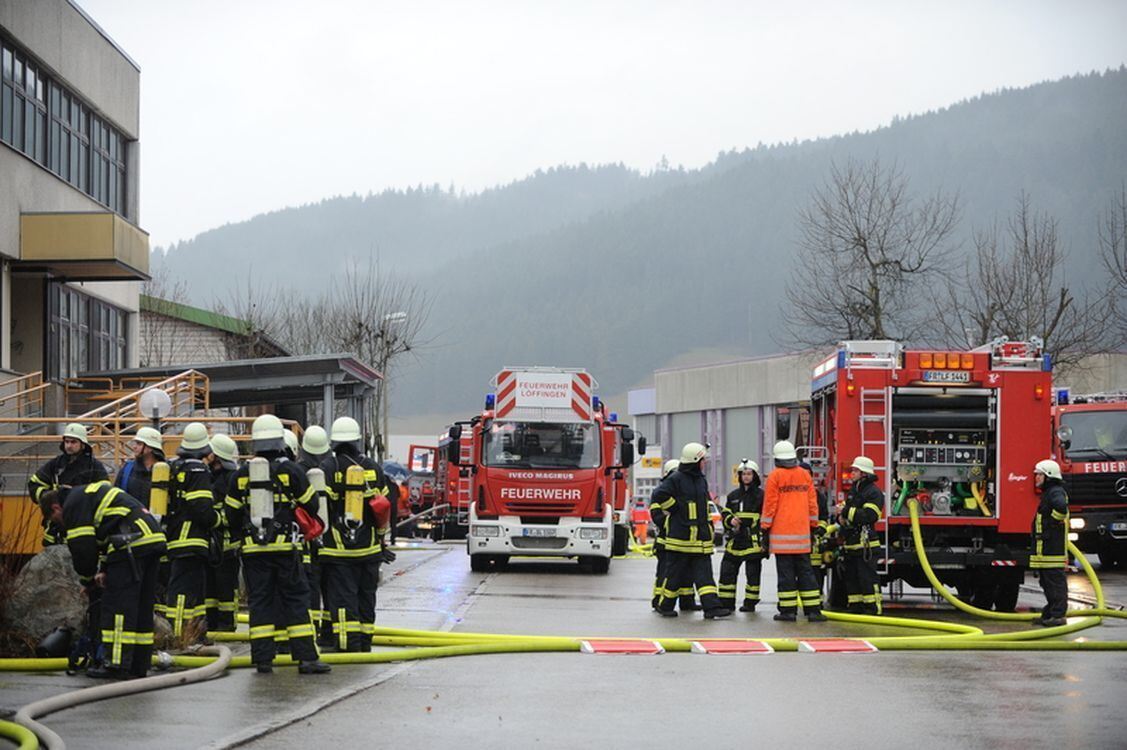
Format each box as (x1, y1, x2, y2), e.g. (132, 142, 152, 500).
(60, 481, 166, 585)
(114, 459, 153, 508)
(28, 449, 108, 545)
(841, 474, 882, 554)
(319, 450, 390, 562)
(649, 463, 714, 555)
(225, 454, 315, 555)
(1030, 479, 1069, 569)
(721, 480, 764, 557)
(761, 465, 818, 555)
(164, 457, 219, 559)
(211, 465, 240, 556)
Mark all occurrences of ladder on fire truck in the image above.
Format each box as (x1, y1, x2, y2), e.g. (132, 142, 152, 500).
(859, 386, 892, 571)
(455, 433, 474, 527)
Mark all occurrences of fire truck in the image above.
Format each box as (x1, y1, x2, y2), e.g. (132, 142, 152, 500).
(808, 339, 1052, 610)
(450, 367, 637, 573)
(1051, 391, 1127, 568)
(431, 423, 473, 540)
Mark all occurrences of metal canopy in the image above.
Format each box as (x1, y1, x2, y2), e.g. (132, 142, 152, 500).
(83, 353, 382, 409)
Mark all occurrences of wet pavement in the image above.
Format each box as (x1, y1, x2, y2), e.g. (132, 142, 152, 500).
(2, 543, 1125, 748)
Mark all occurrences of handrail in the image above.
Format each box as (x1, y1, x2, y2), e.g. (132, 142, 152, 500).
(74, 369, 210, 420)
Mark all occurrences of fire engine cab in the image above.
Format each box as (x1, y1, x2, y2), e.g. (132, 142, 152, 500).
(451, 367, 636, 573)
(808, 339, 1052, 610)
(1052, 390, 1127, 568)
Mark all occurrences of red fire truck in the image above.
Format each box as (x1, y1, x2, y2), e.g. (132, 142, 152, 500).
(450, 367, 637, 573)
(431, 423, 473, 540)
(808, 339, 1052, 610)
(1051, 391, 1127, 568)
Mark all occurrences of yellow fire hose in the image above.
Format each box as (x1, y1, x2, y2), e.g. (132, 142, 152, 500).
(0, 720, 37, 750)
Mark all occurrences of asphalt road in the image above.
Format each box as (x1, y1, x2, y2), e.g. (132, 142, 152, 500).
(2, 544, 1125, 748)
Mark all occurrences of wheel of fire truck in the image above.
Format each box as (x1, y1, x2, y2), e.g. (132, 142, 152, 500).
(612, 526, 629, 557)
(470, 554, 490, 572)
(1097, 540, 1127, 569)
(581, 555, 611, 574)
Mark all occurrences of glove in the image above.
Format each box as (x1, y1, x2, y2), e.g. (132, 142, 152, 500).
(381, 548, 397, 564)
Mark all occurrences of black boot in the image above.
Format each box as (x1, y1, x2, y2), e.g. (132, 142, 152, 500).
(704, 608, 732, 619)
(773, 611, 797, 622)
(298, 660, 332, 674)
(806, 609, 827, 622)
(739, 602, 757, 613)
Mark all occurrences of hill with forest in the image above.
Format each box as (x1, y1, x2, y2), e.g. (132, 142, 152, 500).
(153, 67, 1127, 424)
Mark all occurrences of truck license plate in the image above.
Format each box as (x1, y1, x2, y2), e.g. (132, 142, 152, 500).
(923, 370, 971, 383)
(523, 527, 556, 537)
(1112, 522, 1127, 532)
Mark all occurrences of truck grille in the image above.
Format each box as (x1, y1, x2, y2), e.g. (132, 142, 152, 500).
(506, 503, 575, 514)
(1064, 473, 1127, 506)
(512, 537, 569, 550)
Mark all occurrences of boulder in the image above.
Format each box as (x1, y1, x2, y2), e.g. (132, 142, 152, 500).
(0, 546, 87, 640)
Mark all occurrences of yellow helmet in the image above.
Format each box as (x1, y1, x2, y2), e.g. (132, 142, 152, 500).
(179, 422, 211, 453)
(331, 416, 362, 447)
(251, 414, 286, 453)
(209, 433, 239, 467)
(302, 425, 330, 457)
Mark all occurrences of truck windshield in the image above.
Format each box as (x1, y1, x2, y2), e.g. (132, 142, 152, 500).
(1061, 410, 1127, 459)
(483, 420, 600, 469)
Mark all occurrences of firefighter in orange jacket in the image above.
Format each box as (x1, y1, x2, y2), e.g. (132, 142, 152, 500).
(761, 441, 825, 622)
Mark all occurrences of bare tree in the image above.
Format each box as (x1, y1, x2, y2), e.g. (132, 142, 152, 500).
(937, 193, 1118, 375)
(783, 158, 960, 346)
(211, 279, 286, 361)
(138, 263, 193, 366)
(1098, 185, 1127, 340)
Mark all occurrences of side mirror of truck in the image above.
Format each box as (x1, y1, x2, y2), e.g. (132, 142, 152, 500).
(449, 425, 462, 441)
(621, 427, 635, 442)
(459, 468, 470, 478)
(620, 443, 635, 468)
(637, 436, 647, 456)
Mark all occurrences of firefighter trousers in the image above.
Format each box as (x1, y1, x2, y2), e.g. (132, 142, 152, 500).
(322, 558, 381, 652)
(1037, 568, 1068, 620)
(101, 553, 160, 677)
(166, 555, 208, 640)
(244, 552, 319, 665)
(775, 554, 822, 614)
(205, 554, 240, 631)
(652, 546, 703, 610)
(718, 553, 762, 608)
(656, 551, 722, 613)
(843, 551, 882, 614)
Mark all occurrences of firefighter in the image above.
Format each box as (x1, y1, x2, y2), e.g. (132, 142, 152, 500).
(1031, 459, 1069, 626)
(225, 414, 330, 674)
(204, 433, 241, 631)
(718, 459, 766, 612)
(38, 482, 166, 679)
(650, 443, 730, 619)
(114, 426, 164, 506)
(319, 416, 391, 652)
(839, 456, 883, 615)
(28, 423, 108, 546)
(163, 422, 220, 643)
(762, 441, 825, 622)
(299, 425, 332, 643)
(273, 427, 304, 653)
(649, 459, 679, 609)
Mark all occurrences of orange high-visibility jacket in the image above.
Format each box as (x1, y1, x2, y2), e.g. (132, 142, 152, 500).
(761, 465, 819, 555)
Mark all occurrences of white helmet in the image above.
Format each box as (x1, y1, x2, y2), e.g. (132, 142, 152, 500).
(772, 440, 797, 461)
(1034, 459, 1062, 481)
(251, 414, 286, 453)
(680, 442, 708, 464)
(737, 458, 760, 474)
(209, 433, 239, 469)
(179, 422, 210, 454)
(851, 456, 876, 475)
(331, 416, 362, 447)
(133, 426, 164, 452)
(282, 429, 300, 457)
(302, 425, 330, 457)
(62, 423, 90, 446)
(662, 459, 679, 478)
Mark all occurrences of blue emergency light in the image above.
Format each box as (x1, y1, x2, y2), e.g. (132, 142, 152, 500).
(1056, 388, 1070, 405)
(592, 396, 601, 411)
(609, 412, 618, 422)
(485, 393, 495, 409)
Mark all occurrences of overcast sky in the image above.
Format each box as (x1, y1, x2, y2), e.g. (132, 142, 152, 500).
(77, 0, 1127, 249)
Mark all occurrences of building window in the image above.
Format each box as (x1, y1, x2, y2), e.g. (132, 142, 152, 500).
(1, 34, 129, 217)
(47, 284, 129, 380)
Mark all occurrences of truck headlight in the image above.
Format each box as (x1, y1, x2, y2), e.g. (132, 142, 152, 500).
(1069, 518, 1085, 530)
(471, 525, 500, 537)
(579, 528, 608, 540)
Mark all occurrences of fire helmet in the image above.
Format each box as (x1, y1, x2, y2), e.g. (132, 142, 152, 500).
(133, 426, 164, 452)
(251, 414, 286, 453)
(679, 442, 708, 464)
(302, 425, 330, 457)
(772, 441, 797, 461)
(662, 459, 679, 478)
(851, 456, 876, 475)
(1034, 459, 1062, 481)
(62, 423, 90, 446)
